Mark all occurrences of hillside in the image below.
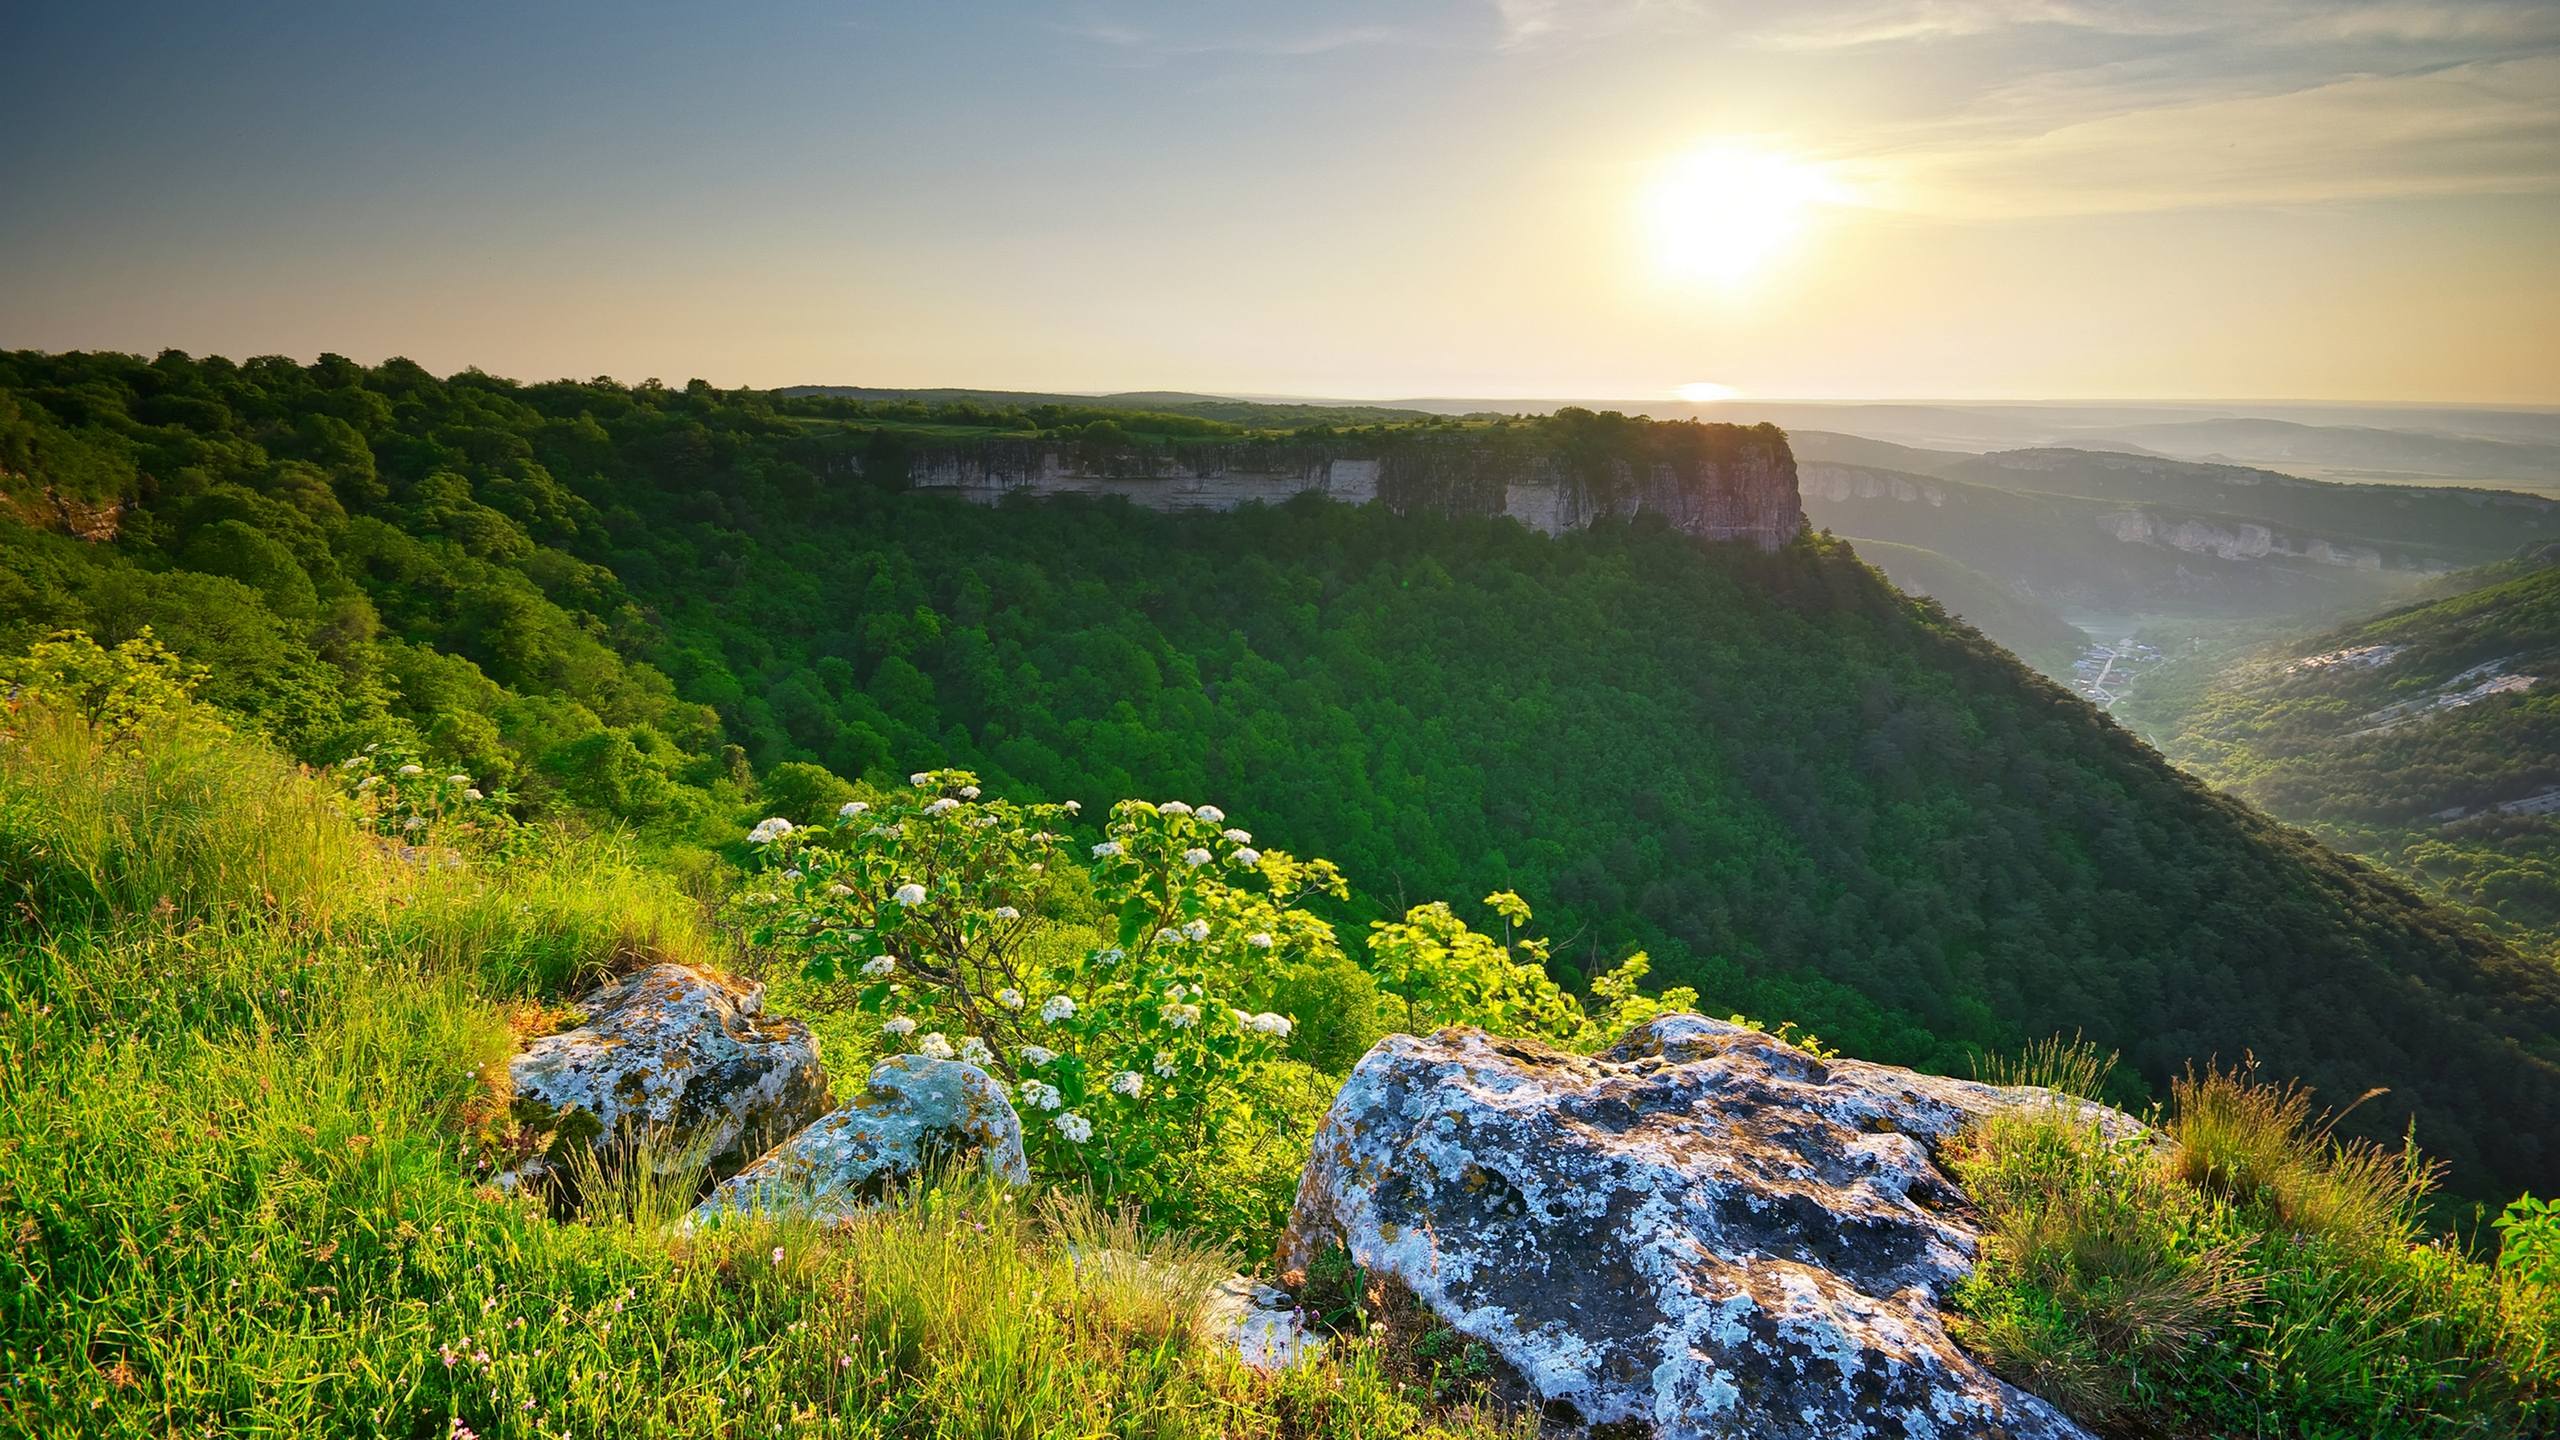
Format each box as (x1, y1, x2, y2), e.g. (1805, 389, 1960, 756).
(2129, 553, 2560, 953)
(6, 350, 2560, 1196)
(1835, 538, 2087, 673)
(1799, 460, 2438, 622)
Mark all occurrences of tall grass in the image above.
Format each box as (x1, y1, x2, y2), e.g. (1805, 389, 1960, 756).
(1, 703, 375, 935)
(1948, 1052, 2560, 1437)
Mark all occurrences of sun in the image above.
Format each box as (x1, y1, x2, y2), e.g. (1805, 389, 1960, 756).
(1645, 143, 1841, 290)
(1675, 381, 1740, 403)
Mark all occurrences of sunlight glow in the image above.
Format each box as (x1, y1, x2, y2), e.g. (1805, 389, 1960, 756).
(1645, 143, 1844, 290)
(1675, 381, 1741, 402)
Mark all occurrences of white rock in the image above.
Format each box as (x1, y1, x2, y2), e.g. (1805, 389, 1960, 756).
(508, 964, 829, 1180)
(685, 1055, 1029, 1229)
(1281, 1015, 2113, 1440)
(1204, 1275, 1327, 1371)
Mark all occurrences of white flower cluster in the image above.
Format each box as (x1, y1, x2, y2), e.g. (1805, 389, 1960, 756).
(839, 800, 868, 818)
(893, 882, 927, 907)
(1246, 932, 1274, 949)
(882, 1016, 918, 1038)
(748, 817, 794, 845)
(1248, 1011, 1293, 1038)
(1182, 848, 1212, 867)
(862, 955, 897, 979)
(1020, 1080, 1062, 1111)
(960, 784, 981, 799)
(1151, 1051, 1178, 1078)
(910, 772, 932, 787)
(1108, 1070, 1145, 1098)
(1159, 801, 1192, 816)
(1233, 848, 1262, 867)
(398, 764, 425, 777)
(997, 988, 1025, 1011)
(1040, 994, 1076, 1025)
(924, 797, 959, 816)
(1198, 805, 1225, 823)
(1054, 1112, 1092, 1144)
(958, 1036, 994, 1066)
(993, 906, 1020, 921)
(1164, 1002, 1202, 1029)
(1091, 840, 1122, 859)
(916, 1032, 956, 1061)
(1020, 1044, 1057, 1066)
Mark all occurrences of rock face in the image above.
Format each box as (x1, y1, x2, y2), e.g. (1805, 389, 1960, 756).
(1281, 1016, 2116, 1440)
(686, 1055, 1029, 1228)
(875, 429, 1804, 550)
(509, 965, 829, 1180)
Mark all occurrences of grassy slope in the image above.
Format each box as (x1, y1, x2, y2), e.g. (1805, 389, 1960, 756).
(0, 703, 1516, 1440)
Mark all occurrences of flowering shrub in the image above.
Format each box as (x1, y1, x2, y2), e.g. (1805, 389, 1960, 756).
(333, 744, 516, 850)
(743, 770, 1350, 1210)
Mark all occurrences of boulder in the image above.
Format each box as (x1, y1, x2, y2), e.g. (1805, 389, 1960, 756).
(1281, 1015, 2118, 1440)
(509, 964, 829, 1182)
(1205, 1276, 1327, 1371)
(686, 1055, 1028, 1229)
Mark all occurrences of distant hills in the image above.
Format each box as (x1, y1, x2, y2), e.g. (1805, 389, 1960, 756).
(2128, 551, 2560, 954)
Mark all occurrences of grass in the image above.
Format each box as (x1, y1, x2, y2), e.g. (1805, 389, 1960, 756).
(0, 699, 1525, 1439)
(1948, 1046, 2559, 1438)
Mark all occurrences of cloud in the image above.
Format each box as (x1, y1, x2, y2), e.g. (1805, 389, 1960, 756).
(1867, 54, 2560, 217)
(1054, 9, 1415, 61)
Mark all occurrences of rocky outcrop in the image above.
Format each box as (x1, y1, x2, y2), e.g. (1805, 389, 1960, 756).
(686, 1055, 1028, 1229)
(879, 428, 1804, 550)
(1281, 1016, 2123, 1440)
(509, 965, 829, 1182)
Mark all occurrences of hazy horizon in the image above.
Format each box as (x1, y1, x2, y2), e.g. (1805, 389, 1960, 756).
(6, 0, 2558, 403)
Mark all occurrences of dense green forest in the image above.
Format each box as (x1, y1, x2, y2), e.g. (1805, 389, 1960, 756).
(2130, 551, 2560, 956)
(6, 348, 2560, 1196)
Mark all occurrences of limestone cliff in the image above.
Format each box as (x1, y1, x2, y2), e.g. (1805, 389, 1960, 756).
(874, 425, 1804, 550)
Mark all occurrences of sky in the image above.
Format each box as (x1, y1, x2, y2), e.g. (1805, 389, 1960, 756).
(3, 0, 2556, 403)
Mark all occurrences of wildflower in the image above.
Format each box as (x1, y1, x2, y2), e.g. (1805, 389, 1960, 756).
(1156, 927, 1184, 946)
(960, 784, 981, 799)
(1247, 932, 1274, 949)
(1233, 848, 1261, 867)
(996, 987, 1025, 1011)
(993, 906, 1020, 921)
(398, 764, 424, 777)
(1020, 1080, 1062, 1111)
(1040, 994, 1076, 1024)
(357, 775, 380, 789)
(1152, 1050, 1178, 1078)
(1054, 1112, 1093, 1144)
(827, 883, 853, 898)
(1021, 1044, 1057, 1066)
(1182, 847, 1212, 867)
(1062, 800, 1081, 813)
(893, 882, 927, 907)
(1109, 1070, 1144, 1098)
(1250, 1012, 1294, 1038)
(1160, 800, 1193, 816)
(862, 955, 897, 979)
(916, 1032, 956, 1061)
(1199, 805, 1225, 823)
(1222, 828, 1252, 844)
(958, 1037, 994, 1066)
(1181, 918, 1211, 942)
(1091, 840, 1122, 858)
(924, 797, 959, 816)
(882, 1016, 918, 1038)
(839, 800, 868, 818)
(1094, 946, 1125, 966)
(910, 772, 932, 787)
(447, 773, 472, 785)
(748, 817, 794, 844)
(781, 868, 803, 882)
(340, 756, 364, 769)
(464, 788, 484, 801)
(1164, 1002, 1202, 1029)
(772, 1246, 786, 1266)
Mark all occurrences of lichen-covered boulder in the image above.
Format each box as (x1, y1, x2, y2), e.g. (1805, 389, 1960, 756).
(685, 1055, 1028, 1229)
(1205, 1276, 1327, 1371)
(509, 964, 829, 1181)
(1280, 1015, 2116, 1440)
